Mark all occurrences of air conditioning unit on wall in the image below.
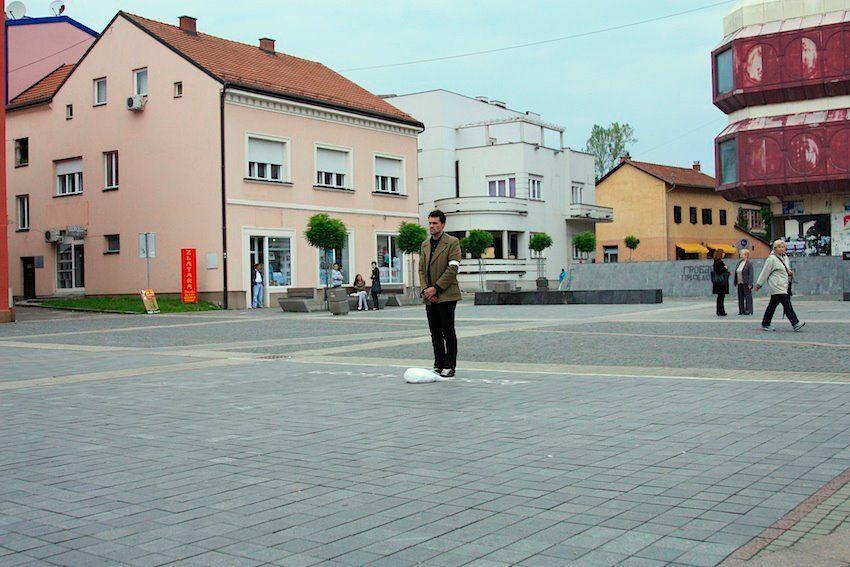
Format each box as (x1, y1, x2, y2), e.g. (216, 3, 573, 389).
(126, 95, 147, 111)
(44, 229, 61, 243)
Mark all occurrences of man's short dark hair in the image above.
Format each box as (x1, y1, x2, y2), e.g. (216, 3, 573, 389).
(428, 210, 447, 224)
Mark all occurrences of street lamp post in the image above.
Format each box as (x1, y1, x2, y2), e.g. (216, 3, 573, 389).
(0, 1, 13, 323)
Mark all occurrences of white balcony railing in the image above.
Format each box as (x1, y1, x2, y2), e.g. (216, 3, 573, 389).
(567, 203, 613, 222)
(434, 196, 528, 216)
(458, 258, 529, 274)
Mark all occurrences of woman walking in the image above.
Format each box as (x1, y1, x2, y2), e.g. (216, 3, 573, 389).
(734, 249, 754, 315)
(756, 240, 805, 332)
(712, 250, 730, 317)
(370, 261, 382, 311)
(353, 274, 368, 311)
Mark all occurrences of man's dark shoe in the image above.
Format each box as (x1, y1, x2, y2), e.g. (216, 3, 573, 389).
(440, 368, 455, 378)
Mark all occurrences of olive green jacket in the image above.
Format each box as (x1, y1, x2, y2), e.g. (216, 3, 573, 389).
(419, 233, 462, 303)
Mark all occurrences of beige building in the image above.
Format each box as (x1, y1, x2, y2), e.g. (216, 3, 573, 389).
(6, 12, 422, 308)
(595, 158, 770, 262)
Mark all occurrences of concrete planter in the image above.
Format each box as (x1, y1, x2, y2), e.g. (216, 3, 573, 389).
(536, 278, 549, 291)
(326, 288, 350, 316)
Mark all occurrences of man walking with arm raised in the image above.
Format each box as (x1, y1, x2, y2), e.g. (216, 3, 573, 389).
(419, 210, 462, 378)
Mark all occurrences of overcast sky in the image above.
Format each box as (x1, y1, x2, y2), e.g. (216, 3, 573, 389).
(54, 0, 734, 176)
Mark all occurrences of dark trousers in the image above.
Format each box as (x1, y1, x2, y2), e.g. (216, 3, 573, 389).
(762, 294, 799, 327)
(737, 284, 753, 315)
(426, 301, 457, 370)
(371, 291, 380, 310)
(716, 293, 726, 316)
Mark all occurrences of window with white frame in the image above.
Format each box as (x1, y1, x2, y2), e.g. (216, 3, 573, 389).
(374, 156, 403, 194)
(14, 138, 28, 167)
(487, 175, 516, 197)
(104, 151, 119, 189)
(573, 243, 588, 260)
(174, 81, 183, 98)
(134, 68, 148, 96)
(247, 136, 287, 182)
(57, 242, 85, 289)
(529, 176, 543, 200)
(316, 146, 350, 189)
(377, 234, 403, 284)
(65, 104, 73, 120)
(16, 195, 29, 230)
(571, 184, 584, 204)
(603, 245, 619, 263)
(94, 78, 107, 105)
(56, 158, 83, 196)
(319, 232, 351, 285)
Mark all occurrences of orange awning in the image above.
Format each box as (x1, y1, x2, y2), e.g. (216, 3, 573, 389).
(676, 243, 709, 254)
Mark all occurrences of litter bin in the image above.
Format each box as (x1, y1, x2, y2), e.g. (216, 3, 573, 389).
(327, 288, 350, 316)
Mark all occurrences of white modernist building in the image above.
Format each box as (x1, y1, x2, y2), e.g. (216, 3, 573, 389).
(385, 89, 612, 289)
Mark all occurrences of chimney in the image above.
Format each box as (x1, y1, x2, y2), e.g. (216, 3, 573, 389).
(692, 161, 701, 171)
(259, 38, 276, 53)
(179, 16, 197, 34)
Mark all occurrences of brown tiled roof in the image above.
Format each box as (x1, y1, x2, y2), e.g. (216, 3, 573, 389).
(122, 13, 421, 127)
(616, 159, 716, 189)
(8, 64, 75, 109)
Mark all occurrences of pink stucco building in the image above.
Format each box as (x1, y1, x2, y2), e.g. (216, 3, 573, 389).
(6, 11, 422, 308)
(6, 15, 97, 102)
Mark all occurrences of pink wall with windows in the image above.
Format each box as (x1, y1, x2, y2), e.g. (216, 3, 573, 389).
(7, 19, 96, 102)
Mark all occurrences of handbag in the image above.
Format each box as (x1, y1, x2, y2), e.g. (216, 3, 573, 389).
(775, 255, 794, 296)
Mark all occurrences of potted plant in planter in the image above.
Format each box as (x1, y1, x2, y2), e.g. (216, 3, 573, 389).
(305, 213, 347, 313)
(397, 221, 429, 302)
(529, 233, 553, 290)
(461, 230, 494, 291)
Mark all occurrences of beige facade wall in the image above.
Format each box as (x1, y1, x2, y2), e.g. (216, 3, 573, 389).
(7, 16, 222, 299)
(595, 167, 669, 261)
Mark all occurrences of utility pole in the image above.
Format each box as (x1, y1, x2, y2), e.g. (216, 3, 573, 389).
(0, 1, 13, 323)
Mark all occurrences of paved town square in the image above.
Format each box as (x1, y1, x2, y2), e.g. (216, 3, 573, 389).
(2, 299, 849, 566)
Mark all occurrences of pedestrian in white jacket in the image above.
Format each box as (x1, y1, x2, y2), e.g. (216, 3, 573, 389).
(755, 240, 805, 332)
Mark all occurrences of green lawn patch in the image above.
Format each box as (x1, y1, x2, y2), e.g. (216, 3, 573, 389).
(41, 296, 221, 314)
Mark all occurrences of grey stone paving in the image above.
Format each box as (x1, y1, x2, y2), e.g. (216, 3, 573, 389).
(0, 300, 849, 566)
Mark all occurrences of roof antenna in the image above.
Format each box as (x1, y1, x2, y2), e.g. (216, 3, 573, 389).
(6, 1, 27, 19)
(49, 0, 66, 16)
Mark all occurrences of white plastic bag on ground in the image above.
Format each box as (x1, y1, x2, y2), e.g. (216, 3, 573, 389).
(404, 368, 447, 384)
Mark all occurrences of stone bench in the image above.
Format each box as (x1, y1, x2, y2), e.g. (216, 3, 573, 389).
(347, 295, 389, 310)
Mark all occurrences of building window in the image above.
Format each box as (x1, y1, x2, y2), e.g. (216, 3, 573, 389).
(316, 146, 350, 189)
(134, 68, 148, 96)
(702, 208, 713, 225)
(689, 207, 698, 224)
(319, 233, 351, 285)
(573, 244, 588, 261)
(715, 48, 734, 95)
(487, 175, 516, 197)
(65, 104, 73, 120)
(174, 81, 183, 98)
(247, 136, 287, 182)
(56, 158, 83, 196)
(267, 237, 293, 286)
(674, 205, 682, 224)
(16, 195, 29, 230)
(571, 184, 583, 205)
(14, 138, 28, 167)
(529, 176, 543, 200)
(603, 245, 619, 263)
(93, 78, 107, 105)
(719, 209, 727, 226)
(374, 155, 403, 194)
(104, 151, 119, 189)
(377, 234, 403, 284)
(57, 243, 84, 289)
(104, 234, 120, 254)
(719, 139, 737, 184)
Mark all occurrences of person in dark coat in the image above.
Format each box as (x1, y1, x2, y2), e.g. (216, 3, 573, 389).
(712, 249, 730, 317)
(370, 261, 382, 311)
(734, 249, 754, 315)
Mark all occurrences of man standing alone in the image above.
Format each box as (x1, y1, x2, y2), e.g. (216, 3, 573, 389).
(419, 210, 462, 378)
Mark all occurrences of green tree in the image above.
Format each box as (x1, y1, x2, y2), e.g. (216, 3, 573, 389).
(305, 213, 347, 302)
(572, 231, 596, 263)
(624, 235, 640, 261)
(461, 230, 494, 291)
(529, 232, 554, 280)
(397, 221, 428, 298)
(585, 122, 637, 180)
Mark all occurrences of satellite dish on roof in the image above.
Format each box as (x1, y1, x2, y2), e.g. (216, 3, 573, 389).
(49, 0, 66, 16)
(6, 1, 27, 19)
